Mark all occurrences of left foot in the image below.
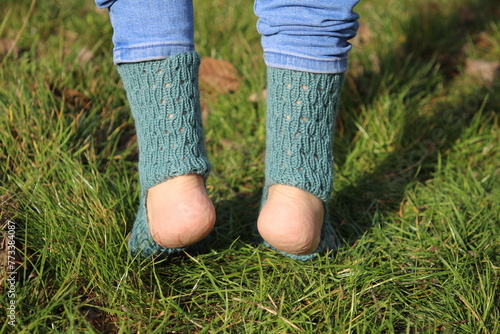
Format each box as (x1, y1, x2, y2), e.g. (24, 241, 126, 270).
(146, 174, 216, 249)
(258, 184, 324, 255)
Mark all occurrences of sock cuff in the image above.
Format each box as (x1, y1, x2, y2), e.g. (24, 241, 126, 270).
(265, 67, 344, 202)
(117, 51, 200, 92)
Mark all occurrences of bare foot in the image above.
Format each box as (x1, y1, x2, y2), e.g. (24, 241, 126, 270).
(146, 174, 215, 249)
(258, 184, 324, 255)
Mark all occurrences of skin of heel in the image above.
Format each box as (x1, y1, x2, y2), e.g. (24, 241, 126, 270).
(118, 52, 211, 259)
(127, 198, 185, 258)
(260, 67, 344, 261)
(259, 187, 342, 261)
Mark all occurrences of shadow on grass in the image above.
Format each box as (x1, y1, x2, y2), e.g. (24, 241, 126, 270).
(204, 0, 499, 252)
(202, 0, 500, 253)
(331, 0, 498, 243)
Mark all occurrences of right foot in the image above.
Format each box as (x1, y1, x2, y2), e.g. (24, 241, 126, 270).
(146, 174, 215, 249)
(258, 184, 324, 255)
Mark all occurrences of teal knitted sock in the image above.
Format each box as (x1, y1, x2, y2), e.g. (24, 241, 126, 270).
(261, 67, 344, 261)
(117, 52, 211, 258)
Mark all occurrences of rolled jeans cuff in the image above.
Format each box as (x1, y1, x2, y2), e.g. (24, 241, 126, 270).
(113, 42, 194, 64)
(263, 51, 348, 74)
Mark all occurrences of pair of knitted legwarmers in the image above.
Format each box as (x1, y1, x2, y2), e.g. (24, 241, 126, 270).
(118, 51, 343, 260)
(118, 52, 211, 258)
(262, 67, 344, 261)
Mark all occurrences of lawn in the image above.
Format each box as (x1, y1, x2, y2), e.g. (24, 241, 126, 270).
(0, 0, 499, 332)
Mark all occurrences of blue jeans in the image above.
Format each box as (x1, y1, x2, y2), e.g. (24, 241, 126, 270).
(95, 0, 359, 73)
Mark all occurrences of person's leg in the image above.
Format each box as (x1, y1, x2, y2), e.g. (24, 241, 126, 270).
(97, 0, 195, 64)
(255, 0, 359, 260)
(96, 0, 215, 257)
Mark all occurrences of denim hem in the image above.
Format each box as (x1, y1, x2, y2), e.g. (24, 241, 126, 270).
(264, 51, 348, 74)
(113, 42, 195, 64)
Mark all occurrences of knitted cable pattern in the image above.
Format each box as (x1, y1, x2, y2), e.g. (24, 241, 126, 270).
(262, 67, 344, 261)
(118, 52, 211, 258)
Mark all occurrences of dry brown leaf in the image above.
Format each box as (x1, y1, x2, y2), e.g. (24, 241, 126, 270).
(220, 138, 242, 150)
(0, 38, 19, 57)
(63, 89, 92, 110)
(49, 83, 92, 111)
(199, 57, 241, 95)
(78, 47, 95, 65)
(465, 58, 500, 85)
(473, 32, 491, 49)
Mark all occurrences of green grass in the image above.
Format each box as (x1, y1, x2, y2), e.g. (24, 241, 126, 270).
(1, 0, 499, 332)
